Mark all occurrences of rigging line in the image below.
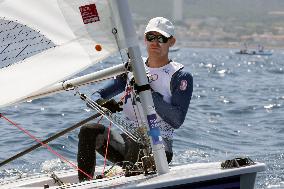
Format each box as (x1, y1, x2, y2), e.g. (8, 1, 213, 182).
(97, 114, 104, 124)
(124, 58, 148, 124)
(129, 83, 144, 123)
(82, 93, 141, 142)
(124, 73, 152, 149)
(125, 74, 147, 130)
(0, 113, 101, 167)
(112, 27, 125, 64)
(0, 113, 93, 180)
(110, 27, 145, 141)
(102, 121, 112, 176)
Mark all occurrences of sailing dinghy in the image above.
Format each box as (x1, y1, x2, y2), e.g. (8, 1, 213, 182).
(0, 0, 265, 188)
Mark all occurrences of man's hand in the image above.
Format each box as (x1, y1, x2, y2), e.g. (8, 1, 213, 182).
(95, 98, 123, 113)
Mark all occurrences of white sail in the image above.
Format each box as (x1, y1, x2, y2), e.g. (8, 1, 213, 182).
(0, 0, 121, 108)
(0, 0, 75, 44)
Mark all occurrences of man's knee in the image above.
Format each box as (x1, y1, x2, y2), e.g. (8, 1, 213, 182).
(79, 124, 105, 140)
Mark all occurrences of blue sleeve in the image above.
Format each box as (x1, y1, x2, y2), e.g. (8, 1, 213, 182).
(95, 73, 127, 99)
(152, 70, 193, 129)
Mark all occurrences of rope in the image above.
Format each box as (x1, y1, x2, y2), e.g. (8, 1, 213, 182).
(97, 115, 104, 124)
(83, 94, 140, 142)
(0, 113, 93, 180)
(112, 27, 125, 64)
(124, 72, 145, 126)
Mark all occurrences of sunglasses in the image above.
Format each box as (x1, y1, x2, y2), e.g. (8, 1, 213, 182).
(145, 33, 171, 43)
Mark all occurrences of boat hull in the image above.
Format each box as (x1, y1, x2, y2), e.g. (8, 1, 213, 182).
(235, 51, 273, 56)
(0, 162, 266, 189)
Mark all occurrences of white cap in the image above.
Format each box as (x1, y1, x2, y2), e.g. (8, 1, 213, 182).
(145, 17, 174, 38)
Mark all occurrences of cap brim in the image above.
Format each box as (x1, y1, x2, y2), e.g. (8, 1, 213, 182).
(145, 28, 171, 38)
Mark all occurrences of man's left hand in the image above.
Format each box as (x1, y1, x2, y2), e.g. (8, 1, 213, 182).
(96, 98, 123, 113)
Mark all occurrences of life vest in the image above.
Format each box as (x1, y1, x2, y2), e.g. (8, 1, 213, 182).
(122, 60, 184, 142)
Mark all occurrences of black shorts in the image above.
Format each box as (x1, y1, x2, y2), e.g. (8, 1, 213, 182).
(78, 123, 172, 164)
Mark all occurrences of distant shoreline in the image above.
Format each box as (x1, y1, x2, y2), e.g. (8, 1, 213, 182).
(175, 43, 284, 50)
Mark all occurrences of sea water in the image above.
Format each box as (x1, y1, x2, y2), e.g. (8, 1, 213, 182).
(0, 48, 283, 189)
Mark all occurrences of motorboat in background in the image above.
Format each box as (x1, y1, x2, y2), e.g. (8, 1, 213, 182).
(236, 44, 273, 56)
(235, 49, 273, 56)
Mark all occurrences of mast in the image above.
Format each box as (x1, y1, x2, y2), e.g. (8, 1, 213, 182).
(109, 0, 169, 174)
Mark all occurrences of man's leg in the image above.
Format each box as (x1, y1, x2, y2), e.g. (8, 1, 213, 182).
(77, 123, 129, 181)
(77, 124, 105, 181)
(95, 128, 126, 164)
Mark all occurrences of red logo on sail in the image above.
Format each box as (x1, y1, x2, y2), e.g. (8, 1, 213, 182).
(79, 4, 100, 24)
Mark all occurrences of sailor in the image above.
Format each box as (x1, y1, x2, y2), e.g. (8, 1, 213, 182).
(77, 17, 193, 181)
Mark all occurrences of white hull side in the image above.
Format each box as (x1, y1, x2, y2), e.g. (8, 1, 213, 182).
(0, 162, 265, 189)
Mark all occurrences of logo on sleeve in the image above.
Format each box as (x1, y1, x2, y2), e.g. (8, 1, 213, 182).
(179, 80, 188, 91)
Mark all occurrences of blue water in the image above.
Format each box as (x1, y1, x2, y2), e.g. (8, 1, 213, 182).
(0, 48, 283, 188)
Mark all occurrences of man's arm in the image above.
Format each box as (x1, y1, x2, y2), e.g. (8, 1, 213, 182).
(152, 70, 193, 129)
(95, 73, 127, 99)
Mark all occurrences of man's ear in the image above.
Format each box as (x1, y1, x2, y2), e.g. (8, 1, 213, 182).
(169, 37, 176, 47)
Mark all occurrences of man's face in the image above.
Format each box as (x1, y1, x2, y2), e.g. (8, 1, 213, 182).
(145, 31, 174, 58)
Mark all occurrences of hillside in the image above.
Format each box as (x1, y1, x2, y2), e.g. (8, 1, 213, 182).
(129, 0, 284, 48)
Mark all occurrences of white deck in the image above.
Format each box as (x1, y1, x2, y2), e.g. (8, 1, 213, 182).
(0, 162, 266, 189)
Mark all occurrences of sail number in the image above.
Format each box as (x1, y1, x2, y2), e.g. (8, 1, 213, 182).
(147, 114, 163, 145)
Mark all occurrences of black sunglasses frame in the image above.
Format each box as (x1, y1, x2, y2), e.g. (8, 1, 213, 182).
(145, 33, 172, 43)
